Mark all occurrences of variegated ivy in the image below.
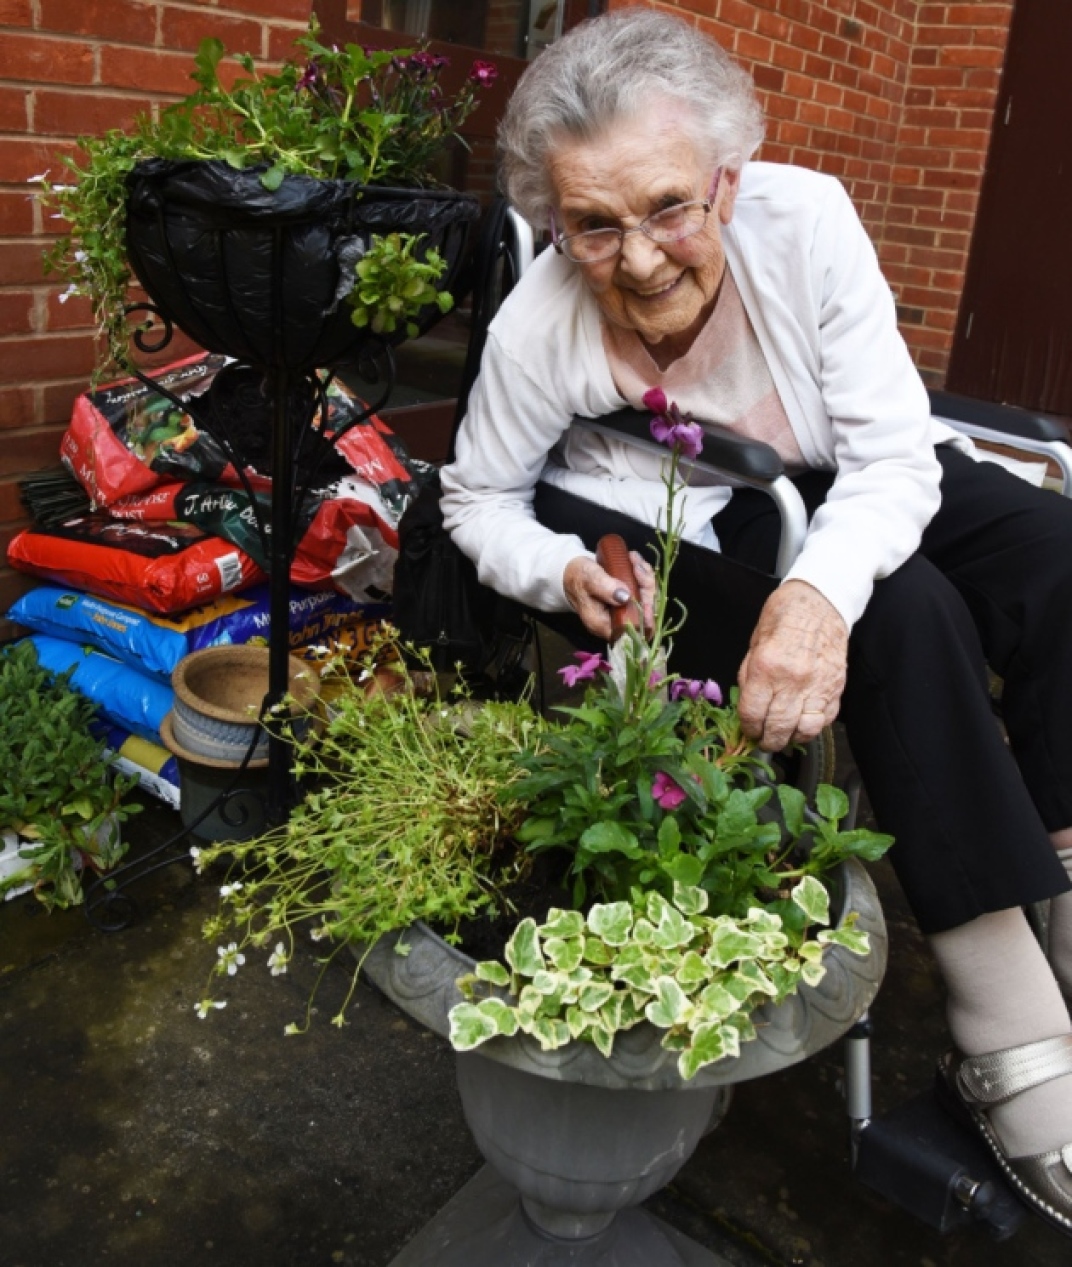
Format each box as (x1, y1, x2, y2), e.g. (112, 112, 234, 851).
(449, 874, 870, 1081)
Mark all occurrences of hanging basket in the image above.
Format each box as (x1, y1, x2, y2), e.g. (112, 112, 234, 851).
(124, 159, 481, 373)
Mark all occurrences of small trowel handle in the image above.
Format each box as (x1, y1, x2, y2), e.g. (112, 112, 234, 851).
(596, 534, 641, 642)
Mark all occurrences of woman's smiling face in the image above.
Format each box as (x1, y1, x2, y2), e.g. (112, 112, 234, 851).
(547, 103, 739, 356)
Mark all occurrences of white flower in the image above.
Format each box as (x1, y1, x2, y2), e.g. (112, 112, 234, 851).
(194, 999, 227, 1019)
(57, 284, 79, 305)
(309, 925, 327, 942)
(219, 881, 243, 898)
(27, 170, 50, 184)
(73, 249, 87, 262)
(217, 942, 246, 976)
(267, 942, 288, 976)
(189, 846, 204, 875)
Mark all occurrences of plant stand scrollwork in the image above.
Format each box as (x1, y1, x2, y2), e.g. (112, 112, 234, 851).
(83, 158, 478, 929)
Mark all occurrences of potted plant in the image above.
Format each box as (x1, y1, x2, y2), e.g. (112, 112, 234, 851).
(0, 641, 141, 909)
(33, 18, 492, 376)
(192, 399, 892, 1262)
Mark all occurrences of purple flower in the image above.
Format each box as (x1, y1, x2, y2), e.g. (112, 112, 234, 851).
(470, 60, 498, 87)
(644, 388, 704, 459)
(648, 669, 664, 690)
(410, 50, 440, 76)
(670, 678, 723, 705)
(558, 650, 610, 688)
(297, 61, 319, 91)
(652, 772, 687, 810)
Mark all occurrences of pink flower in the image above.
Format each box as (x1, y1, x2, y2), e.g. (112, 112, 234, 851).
(652, 772, 687, 809)
(297, 61, 319, 91)
(470, 60, 498, 86)
(670, 678, 723, 705)
(642, 386, 668, 415)
(558, 650, 610, 687)
(648, 669, 664, 690)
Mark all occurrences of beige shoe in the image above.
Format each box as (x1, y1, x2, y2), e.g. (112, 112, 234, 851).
(938, 1036, 1072, 1237)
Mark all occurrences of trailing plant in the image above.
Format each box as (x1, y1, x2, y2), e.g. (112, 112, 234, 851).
(451, 877, 870, 1080)
(0, 641, 140, 909)
(193, 635, 544, 1029)
(32, 17, 496, 373)
(350, 232, 453, 338)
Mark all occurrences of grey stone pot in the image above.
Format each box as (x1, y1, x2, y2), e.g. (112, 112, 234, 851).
(361, 859, 887, 1266)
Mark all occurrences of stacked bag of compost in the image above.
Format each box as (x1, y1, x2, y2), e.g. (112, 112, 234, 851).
(6, 353, 413, 806)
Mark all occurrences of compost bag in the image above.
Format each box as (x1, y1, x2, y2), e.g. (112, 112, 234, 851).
(7, 516, 263, 613)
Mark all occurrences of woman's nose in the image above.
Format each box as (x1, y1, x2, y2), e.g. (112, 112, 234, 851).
(617, 228, 666, 278)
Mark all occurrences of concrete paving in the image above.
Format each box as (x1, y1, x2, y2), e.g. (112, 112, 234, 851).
(3, 752, 1072, 1266)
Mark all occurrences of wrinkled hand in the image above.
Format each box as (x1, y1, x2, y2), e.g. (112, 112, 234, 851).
(563, 551, 656, 642)
(737, 580, 848, 752)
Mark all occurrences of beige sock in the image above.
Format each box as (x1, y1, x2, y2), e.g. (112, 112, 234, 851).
(928, 907, 1072, 1158)
(1044, 846, 1072, 994)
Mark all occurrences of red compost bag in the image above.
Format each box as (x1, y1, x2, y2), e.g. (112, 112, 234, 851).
(7, 516, 264, 613)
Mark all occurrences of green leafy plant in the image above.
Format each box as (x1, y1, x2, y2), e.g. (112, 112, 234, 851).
(350, 232, 453, 337)
(32, 18, 496, 373)
(193, 636, 544, 1029)
(0, 641, 140, 909)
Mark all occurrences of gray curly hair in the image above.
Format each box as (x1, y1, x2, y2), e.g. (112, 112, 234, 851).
(499, 7, 766, 227)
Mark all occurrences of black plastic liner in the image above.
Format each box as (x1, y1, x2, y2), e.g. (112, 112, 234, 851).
(125, 159, 480, 373)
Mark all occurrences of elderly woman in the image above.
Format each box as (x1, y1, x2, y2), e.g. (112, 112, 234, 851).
(439, 7, 1072, 1232)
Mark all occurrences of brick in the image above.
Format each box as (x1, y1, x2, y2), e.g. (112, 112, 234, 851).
(38, 0, 156, 45)
(194, 0, 308, 15)
(0, 33, 96, 86)
(0, 85, 29, 132)
(0, 191, 34, 236)
(751, 65, 785, 94)
(0, 292, 34, 337)
(0, 387, 35, 429)
(35, 90, 154, 138)
(0, 241, 48, 286)
(733, 30, 773, 64)
(948, 4, 1013, 28)
(160, 6, 263, 55)
(41, 380, 84, 426)
(0, 332, 97, 383)
(940, 45, 1005, 69)
(46, 289, 95, 332)
(0, 425, 69, 477)
(0, 479, 28, 521)
(99, 47, 202, 97)
(754, 9, 791, 41)
(0, 0, 32, 24)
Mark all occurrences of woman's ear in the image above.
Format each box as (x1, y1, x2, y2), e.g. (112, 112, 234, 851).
(718, 167, 742, 224)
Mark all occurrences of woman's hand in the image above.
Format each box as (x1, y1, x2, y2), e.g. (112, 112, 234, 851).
(737, 580, 848, 752)
(563, 552, 656, 641)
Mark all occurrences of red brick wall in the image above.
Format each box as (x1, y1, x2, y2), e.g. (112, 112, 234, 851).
(0, 0, 312, 620)
(611, 0, 1014, 382)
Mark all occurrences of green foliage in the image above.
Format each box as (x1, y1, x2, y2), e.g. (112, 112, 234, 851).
(194, 631, 545, 1031)
(34, 17, 495, 374)
(349, 233, 452, 338)
(0, 641, 139, 909)
(452, 878, 872, 1079)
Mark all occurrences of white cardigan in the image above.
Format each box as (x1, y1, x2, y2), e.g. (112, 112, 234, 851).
(440, 162, 968, 631)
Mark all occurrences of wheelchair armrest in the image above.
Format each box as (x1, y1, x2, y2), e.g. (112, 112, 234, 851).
(928, 390, 1072, 497)
(570, 407, 808, 577)
(572, 407, 785, 483)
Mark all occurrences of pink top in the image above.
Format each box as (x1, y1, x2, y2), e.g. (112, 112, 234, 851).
(601, 266, 806, 472)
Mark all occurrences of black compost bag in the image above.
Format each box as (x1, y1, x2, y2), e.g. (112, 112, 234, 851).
(124, 160, 479, 373)
(391, 472, 500, 673)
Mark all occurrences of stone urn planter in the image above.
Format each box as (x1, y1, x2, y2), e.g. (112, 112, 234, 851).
(361, 858, 887, 1266)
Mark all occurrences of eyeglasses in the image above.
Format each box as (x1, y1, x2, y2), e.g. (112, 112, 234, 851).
(551, 168, 723, 265)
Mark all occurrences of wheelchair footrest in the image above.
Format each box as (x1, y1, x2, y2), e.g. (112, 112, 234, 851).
(853, 1085, 1025, 1240)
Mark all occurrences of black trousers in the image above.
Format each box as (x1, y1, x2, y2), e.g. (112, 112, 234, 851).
(712, 446, 1072, 934)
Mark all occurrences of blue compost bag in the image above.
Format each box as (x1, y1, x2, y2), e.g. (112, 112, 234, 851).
(26, 635, 173, 744)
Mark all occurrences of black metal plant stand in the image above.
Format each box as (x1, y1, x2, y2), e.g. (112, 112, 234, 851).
(79, 161, 478, 930)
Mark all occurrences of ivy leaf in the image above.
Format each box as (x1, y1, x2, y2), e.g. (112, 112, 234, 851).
(791, 875, 831, 925)
(587, 901, 633, 946)
(448, 1002, 500, 1050)
(818, 925, 871, 957)
(677, 1021, 731, 1080)
(675, 949, 710, 988)
(544, 936, 584, 973)
(541, 908, 585, 939)
(505, 918, 545, 977)
(671, 881, 708, 916)
(706, 924, 764, 969)
(578, 982, 614, 1012)
(644, 976, 692, 1029)
(474, 960, 511, 987)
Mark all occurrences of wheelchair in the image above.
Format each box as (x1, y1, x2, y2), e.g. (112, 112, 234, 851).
(410, 198, 1072, 1241)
